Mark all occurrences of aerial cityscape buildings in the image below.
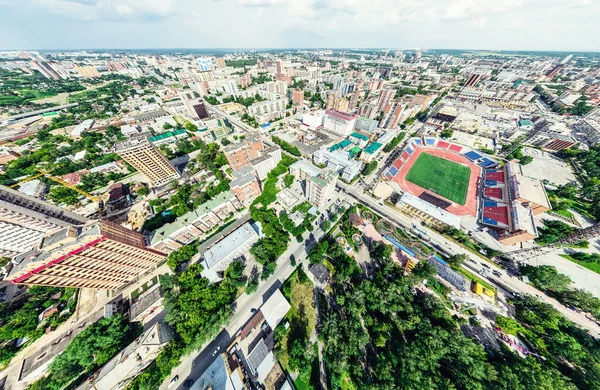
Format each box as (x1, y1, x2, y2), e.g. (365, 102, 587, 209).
(1, 41, 600, 390)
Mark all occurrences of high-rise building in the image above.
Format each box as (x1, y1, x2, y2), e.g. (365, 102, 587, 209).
(376, 88, 396, 113)
(349, 90, 361, 109)
(335, 98, 349, 112)
(326, 93, 338, 110)
(306, 170, 337, 208)
(115, 133, 180, 187)
(408, 94, 433, 112)
(6, 221, 166, 289)
(0, 186, 88, 258)
(73, 66, 101, 79)
(215, 57, 227, 68)
(380, 102, 404, 128)
(292, 89, 304, 106)
(323, 110, 358, 136)
(223, 136, 265, 171)
(196, 57, 214, 71)
(276, 60, 284, 77)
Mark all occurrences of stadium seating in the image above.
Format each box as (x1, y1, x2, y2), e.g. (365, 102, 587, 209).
(392, 159, 403, 170)
(464, 151, 483, 161)
(437, 141, 450, 149)
(479, 158, 498, 168)
(406, 147, 413, 154)
(484, 187, 503, 200)
(389, 166, 398, 176)
(425, 137, 436, 146)
(402, 152, 410, 160)
(449, 144, 463, 153)
(485, 170, 505, 182)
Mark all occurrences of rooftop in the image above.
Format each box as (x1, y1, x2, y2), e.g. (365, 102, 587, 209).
(201, 222, 260, 269)
(350, 132, 370, 141)
(325, 109, 358, 121)
(399, 192, 461, 229)
(363, 142, 383, 154)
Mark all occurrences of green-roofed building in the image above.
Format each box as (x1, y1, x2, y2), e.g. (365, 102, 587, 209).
(150, 190, 242, 253)
(329, 139, 353, 152)
(349, 132, 370, 147)
(349, 146, 362, 157)
(361, 142, 383, 163)
(519, 120, 533, 128)
(148, 129, 188, 146)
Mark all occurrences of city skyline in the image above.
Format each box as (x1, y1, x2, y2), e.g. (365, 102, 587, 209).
(1, 0, 599, 51)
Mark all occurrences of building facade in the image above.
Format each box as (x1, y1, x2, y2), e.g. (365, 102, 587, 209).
(323, 109, 358, 136)
(6, 221, 166, 289)
(306, 170, 337, 208)
(115, 133, 180, 187)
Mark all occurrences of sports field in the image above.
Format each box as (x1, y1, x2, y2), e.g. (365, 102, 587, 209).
(404, 152, 471, 205)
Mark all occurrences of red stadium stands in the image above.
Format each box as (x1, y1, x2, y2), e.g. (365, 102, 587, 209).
(402, 152, 410, 160)
(484, 187, 503, 200)
(485, 170, 505, 182)
(449, 144, 463, 153)
(393, 159, 403, 170)
(437, 141, 450, 149)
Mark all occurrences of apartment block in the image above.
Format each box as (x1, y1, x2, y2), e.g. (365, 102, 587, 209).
(6, 221, 166, 290)
(230, 166, 261, 203)
(306, 169, 337, 208)
(115, 133, 180, 187)
(223, 136, 265, 170)
(323, 109, 358, 136)
(0, 186, 88, 258)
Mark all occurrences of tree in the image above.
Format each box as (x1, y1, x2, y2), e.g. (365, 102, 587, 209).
(520, 155, 533, 165)
(136, 185, 149, 196)
(362, 160, 377, 176)
(284, 174, 294, 188)
(220, 138, 231, 146)
(520, 265, 572, 292)
(48, 186, 80, 205)
(163, 122, 174, 130)
(447, 253, 468, 268)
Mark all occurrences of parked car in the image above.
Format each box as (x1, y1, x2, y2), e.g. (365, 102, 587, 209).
(212, 346, 221, 357)
(183, 379, 194, 387)
(168, 375, 179, 388)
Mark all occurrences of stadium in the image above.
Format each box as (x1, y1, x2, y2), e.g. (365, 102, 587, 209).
(384, 137, 495, 217)
(382, 137, 552, 245)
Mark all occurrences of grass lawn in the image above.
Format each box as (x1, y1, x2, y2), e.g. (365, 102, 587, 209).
(340, 372, 356, 390)
(279, 268, 316, 371)
(560, 254, 600, 275)
(405, 152, 471, 205)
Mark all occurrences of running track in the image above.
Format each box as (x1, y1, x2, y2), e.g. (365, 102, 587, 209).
(393, 147, 480, 217)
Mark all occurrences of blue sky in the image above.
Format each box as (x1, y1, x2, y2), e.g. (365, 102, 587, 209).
(0, 0, 598, 51)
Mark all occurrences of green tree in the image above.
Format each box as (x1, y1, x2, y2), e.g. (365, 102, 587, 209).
(520, 265, 572, 292)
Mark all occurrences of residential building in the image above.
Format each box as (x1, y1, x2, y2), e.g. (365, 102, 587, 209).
(6, 221, 166, 289)
(230, 166, 261, 203)
(200, 222, 260, 281)
(215, 57, 226, 68)
(380, 102, 404, 128)
(73, 65, 100, 79)
(306, 169, 337, 208)
(115, 133, 180, 187)
(408, 94, 433, 112)
(313, 149, 363, 181)
(292, 89, 304, 106)
(0, 185, 88, 258)
(196, 57, 214, 71)
(323, 109, 358, 136)
(76, 322, 173, 390)
(302, 110, 325, 130)
(247, 98, 286, 118)
(150, 191, 243, 254)
(376, 88, 396, 113)
(252, 145, 282, 180)
(223, 136, 265, 170)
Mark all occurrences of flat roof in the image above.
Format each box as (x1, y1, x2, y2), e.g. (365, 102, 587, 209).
(400, 192, 461, 229)
(202, 222, 259, 269)
(260, 289, 291, 329)
(350, 132, 369, 141)
(325, 109, 358, 121)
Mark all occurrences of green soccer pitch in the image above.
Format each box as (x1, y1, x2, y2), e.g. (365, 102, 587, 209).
(404, 152, 471, 205)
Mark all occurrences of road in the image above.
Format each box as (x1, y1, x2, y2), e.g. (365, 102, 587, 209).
(160, 210, 328, 389)
(335, 181, 600, 337)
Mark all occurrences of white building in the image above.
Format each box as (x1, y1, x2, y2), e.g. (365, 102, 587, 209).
(252, 145, 282, 180)
(323, 109, 357, 136)
(200, 222, 261, 282)
(248, 98, 286, 117)
(306, 169, 337, 208)
(302, 110, 325, 130)
(196, 57, 214, 71)
(313, 149, 363, 182)
(71, 119, 94, 138)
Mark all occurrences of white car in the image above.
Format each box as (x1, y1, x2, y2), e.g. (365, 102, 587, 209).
(212, 346, 221, 357)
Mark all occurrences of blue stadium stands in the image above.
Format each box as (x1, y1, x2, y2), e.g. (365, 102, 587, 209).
(464, 151, 483, 161)
(425, 137, 436, 146)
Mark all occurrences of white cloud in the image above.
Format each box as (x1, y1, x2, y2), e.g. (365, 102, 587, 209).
(236, 0, 286, 7)
(30, 0, 175, 21)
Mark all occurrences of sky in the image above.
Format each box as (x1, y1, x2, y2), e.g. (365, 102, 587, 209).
(0, 0, 598, 51)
